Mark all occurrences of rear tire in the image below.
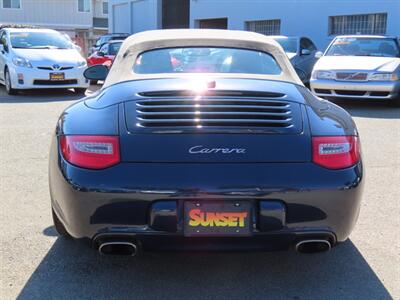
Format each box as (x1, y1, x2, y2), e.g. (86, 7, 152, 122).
(52, 209, 71, 238)
(4, 68, 18, 95)
(74, 88, 87, 95)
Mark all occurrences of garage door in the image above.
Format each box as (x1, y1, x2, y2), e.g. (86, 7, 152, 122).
(162, 0, 189, 29)
(113, 3, 130, 33)
(132, 0, 154, 33)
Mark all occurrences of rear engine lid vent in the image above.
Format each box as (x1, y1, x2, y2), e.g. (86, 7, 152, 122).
(125, 95, 303, 134)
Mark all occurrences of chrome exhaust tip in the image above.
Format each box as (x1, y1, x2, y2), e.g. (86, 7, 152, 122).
(98, 241, 138, 256)
(295, 239, 331, 254)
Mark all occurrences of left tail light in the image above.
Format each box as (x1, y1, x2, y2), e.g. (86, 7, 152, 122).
(60, 135, 120, 169)
(312, 136, 360, 169)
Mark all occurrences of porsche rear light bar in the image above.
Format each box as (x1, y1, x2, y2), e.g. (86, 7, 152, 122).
(312, 136, 360, 169)
(60, 135, 120, 169)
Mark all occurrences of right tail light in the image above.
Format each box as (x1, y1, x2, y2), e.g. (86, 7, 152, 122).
(312, 136, 360, 169)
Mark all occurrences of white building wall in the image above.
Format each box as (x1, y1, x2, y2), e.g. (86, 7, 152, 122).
(93, 0, 109, 18)
(0, 0, 92, 29)
(190, 0, 400, 49)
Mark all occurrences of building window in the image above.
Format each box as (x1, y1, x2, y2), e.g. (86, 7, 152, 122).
(245, 19, 281, 35)
(329, 13, 387, 35)
(198, 18, 228, 29)
(78, 0, 91, 12)
(103, 1, 108, 14)
(3, 0, 21, 9)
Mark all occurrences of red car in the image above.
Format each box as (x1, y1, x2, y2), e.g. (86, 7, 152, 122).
(87, 40, 123, 83)
(87, 40, 123, 66)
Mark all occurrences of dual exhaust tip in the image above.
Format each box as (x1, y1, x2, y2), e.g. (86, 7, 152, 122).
(98, 241, 139, 256)
(97, 239, 331, 256)
(295, 239, 332, 254)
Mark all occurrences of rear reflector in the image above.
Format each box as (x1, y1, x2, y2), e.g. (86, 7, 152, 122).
(312, 136, 360, 169)
(60, 135, 120, 169)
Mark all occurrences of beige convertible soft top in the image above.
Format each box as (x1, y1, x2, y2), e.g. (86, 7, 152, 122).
(103, 29, 303, 88)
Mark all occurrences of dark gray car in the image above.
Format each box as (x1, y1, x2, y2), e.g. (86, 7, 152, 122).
(49, 30, 364, 256)
(272, 36, 320, 83)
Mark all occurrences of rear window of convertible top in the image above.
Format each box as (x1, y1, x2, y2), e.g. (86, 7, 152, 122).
(133, 47, 282, 75)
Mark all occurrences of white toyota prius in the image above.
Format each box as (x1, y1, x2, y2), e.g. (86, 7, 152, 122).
(0, 28, 89, 95)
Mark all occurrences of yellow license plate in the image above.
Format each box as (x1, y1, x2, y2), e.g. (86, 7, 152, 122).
(49, 73, 65, 81)
(184, 201, 252, 237)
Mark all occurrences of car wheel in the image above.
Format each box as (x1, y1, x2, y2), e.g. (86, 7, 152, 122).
(52, 209, 71, 238)
(74, 88, 87, 95)
(4, 68, 18, 95)
(90, 80, 98, 85)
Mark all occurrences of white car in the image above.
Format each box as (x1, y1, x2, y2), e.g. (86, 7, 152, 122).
(0, 28, 89, 95)
(310, 35, 400, 106)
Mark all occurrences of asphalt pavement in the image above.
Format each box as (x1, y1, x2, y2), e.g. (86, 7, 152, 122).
(0, 86, 399, 300)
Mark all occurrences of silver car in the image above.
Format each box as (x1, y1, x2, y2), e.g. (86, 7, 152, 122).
(271, 36, 319, 83)
(310, 35, 400, 106)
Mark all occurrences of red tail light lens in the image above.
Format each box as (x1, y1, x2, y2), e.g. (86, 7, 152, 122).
(312, 136, 360, 169)
(60, 135, 120, 169)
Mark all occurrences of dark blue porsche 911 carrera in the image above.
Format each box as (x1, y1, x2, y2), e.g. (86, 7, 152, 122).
(49, 29, 363, 256)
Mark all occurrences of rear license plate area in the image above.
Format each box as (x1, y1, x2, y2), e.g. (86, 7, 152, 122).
(184, 200, 252, 237)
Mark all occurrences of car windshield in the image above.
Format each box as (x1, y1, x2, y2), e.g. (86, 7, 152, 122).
(10, 32, 72, 49)
(96, 36, 109, 47)
(326, 37, 400, 57)
(109, 42, 122, 55)
(134, 47, 282, 75)
(96, 35, 127, 47)
(273, 37, 298, 53)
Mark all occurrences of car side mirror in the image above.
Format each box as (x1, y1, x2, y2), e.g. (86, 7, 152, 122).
(84, 65, 109, 81)
(301, 49, 311, 56)
(0, 44, 4, 53)
(315, 51, 323, 59)
(98, 51, 105, 57)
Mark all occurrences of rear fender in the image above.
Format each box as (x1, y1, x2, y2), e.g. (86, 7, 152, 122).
(57, 101, 119, 135)
(297, 86, 358, 136)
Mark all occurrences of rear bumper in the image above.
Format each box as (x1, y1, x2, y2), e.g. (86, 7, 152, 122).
(310, 78, 400, 99)
(92, 231, 337, 252)
(49, 138, 364, 250)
